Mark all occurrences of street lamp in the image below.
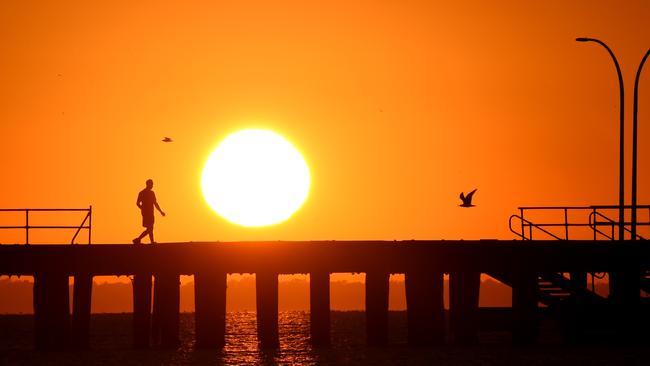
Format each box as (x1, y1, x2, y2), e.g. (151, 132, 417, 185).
(631, 49, 650, 240)
(576, 37, 625, 240)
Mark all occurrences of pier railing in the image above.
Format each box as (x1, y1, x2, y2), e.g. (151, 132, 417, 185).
(0, 207, 92, 245)
(509, 205, 649, 241)
(508, 205, 650, 300)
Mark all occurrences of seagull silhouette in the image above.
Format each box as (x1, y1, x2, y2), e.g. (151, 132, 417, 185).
(459, 189, 477, 207)
(162, 137, 173, 143)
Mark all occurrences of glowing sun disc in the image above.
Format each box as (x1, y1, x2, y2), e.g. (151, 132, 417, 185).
(201, 129, 310, 227)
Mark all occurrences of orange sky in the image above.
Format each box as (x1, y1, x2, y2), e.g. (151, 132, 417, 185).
(1, 0, 649, 245)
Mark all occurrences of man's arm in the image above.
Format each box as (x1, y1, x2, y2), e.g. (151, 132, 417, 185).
(136, 192, 143, 209)
(154, 194, 166, 216)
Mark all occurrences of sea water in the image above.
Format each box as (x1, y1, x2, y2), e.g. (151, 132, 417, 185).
(0, 312, 644, 365)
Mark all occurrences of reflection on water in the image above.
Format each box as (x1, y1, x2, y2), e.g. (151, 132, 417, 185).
(222, 312, 315, 365)
(0, 311, 645, 365)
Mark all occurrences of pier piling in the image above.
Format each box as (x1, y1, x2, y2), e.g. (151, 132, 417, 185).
(365, 272, 389, 346)
(256, 272, 279, 347)
(71, 274, 93, 349)
(610, 270, 642, 341)
(405, 270, 445, 346)
(33, 272, 70, 350)
(195, 270, 227, 348)
(565, 271, 588, 341)
(309, 271, 330, 345)
(449, 271, 480, 345)
(512, 270, 539, 345)
(154, 273, 180, 348)
(569, 272, 587, 292)
(132, 274, 152, 348)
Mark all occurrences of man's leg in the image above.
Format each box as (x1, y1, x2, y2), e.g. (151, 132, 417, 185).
(133, 229, 148, 244)
(148, 225, 155, 244)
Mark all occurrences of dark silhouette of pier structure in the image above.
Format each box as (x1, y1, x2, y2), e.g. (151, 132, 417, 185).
(0, 205, 649, 350)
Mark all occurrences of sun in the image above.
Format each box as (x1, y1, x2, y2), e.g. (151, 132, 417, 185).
(201, 129, 311, 227)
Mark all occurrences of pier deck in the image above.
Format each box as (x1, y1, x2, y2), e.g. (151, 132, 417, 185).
(0, 240, 647, 349)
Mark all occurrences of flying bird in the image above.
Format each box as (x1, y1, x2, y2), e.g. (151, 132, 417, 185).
(459, 189, 477, 207)
(162, 137, 173, 143)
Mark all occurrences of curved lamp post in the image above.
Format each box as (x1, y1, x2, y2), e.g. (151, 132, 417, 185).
(631, 49, 650, 240)
(576, 37, 625, 240)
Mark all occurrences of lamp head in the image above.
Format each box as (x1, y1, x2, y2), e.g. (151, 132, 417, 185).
(576, 37, 590, 42)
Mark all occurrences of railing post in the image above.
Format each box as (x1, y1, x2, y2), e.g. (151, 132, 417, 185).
(88, 206, 92, 245)
(592, 208, 597, 240)
(564, 208, 569, 240)
(520, 208, 525, 239)
(25, 209, 29, 245)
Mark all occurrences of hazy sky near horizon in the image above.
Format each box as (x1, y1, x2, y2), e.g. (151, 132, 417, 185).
(1, 0, 649, 244)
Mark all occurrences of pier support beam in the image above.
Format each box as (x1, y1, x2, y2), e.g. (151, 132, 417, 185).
(449, 271, 480, 345)
(256, 272, 279, 347)
(71, 274, 93, 349)
(609, 270, 642, 341)
(563, 271, 588, 342)
(512, 271, 539, 345)
(152, 273, 180, 348)
(569, 272, 587, 292)
(405, 270, 444, 346)
(365, 272, 389, 346)
(195, 270, 227, 348)
(132, 274, 152, 348)
(34, 272, 70, 350)
(309, 271, 330, 345)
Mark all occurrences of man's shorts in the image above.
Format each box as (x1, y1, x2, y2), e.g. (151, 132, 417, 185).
(142, 212, 154, 228)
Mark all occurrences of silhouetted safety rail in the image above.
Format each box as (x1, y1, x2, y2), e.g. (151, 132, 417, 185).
(508, 214, 564, 240)
(589, 205, 649, 240)
(509, 205, 649, 241)
(0, 207, 92, 244)
(508, 205, 649, 297)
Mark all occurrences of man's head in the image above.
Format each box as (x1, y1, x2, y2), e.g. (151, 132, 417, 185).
(146, 179, 154, 189)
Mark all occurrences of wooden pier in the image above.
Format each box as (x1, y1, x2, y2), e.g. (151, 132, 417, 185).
(0, 240, 648, 350)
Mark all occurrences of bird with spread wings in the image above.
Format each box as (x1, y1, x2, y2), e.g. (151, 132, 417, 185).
(459, 189, 477, 207)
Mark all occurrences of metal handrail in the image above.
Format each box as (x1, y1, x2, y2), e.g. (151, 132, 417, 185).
(512, 205, 650, 241)
(509, 214, 564, 240)
(517, 205, 650, 210)
(588, 211, 646, 240)
(588, 211, 616, 240)
(0, 207, 92, 245)
(510, 205, 648, 298)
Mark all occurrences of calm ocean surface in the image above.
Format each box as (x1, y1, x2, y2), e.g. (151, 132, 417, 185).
(0, 311, 645, 365)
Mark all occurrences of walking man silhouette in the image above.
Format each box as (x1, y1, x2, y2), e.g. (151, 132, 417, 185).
(133, 179, 166, 244)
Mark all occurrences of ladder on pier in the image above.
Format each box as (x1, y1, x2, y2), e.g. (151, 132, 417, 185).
(505, 205, 650, 308)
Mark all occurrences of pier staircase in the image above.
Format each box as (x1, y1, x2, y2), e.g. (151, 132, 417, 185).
(489, 270, 608, 309)
(501, 206, 650, 308)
